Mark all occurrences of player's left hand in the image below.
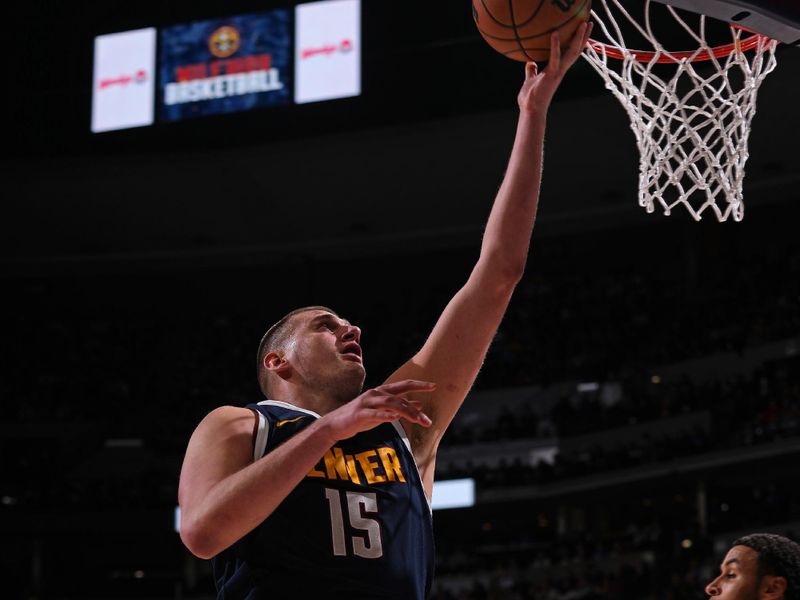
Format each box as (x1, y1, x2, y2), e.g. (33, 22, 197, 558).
(517, 21, 593, 113)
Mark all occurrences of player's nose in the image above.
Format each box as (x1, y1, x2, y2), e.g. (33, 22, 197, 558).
(342, 324, 361, 343)
(704, 577, 721, 596)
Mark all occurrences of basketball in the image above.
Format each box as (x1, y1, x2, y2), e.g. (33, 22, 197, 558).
(472, 0, 592, 62)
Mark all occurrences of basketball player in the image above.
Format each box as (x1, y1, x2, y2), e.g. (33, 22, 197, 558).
(178, 23, 593, 599)
(705, 533, 800, 599)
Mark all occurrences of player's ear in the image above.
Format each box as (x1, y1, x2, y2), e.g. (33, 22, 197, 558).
(759, 575, 787, 599)
(264, 352, 292, 380)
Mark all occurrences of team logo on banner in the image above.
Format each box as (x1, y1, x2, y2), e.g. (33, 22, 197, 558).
(209, 26, 241, 58)
(160, 10, 291, 122)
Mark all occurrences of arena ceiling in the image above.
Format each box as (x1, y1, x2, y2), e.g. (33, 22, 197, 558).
(3, 1, 799, 273)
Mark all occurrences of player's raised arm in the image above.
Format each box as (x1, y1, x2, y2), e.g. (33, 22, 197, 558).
(385, 24, 592, 485)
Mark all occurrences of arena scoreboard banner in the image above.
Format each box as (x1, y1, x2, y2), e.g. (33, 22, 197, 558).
(91, 28, 157, 133)
(160, 10, 292, 122)
(295, 0, 361, 104)
(91, 0, 361, 133)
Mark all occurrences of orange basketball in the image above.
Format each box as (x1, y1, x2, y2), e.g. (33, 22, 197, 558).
(472, 0, 592, 62)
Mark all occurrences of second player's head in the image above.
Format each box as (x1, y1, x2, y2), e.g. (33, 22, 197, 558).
(256, 306, 366, 404)
(705, 533, 800, 600)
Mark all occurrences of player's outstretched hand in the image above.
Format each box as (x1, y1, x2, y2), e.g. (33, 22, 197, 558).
(517, 21, 593, 113)
(319, 380, 436, 443)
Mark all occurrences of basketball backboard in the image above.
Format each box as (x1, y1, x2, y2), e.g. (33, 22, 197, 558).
(655, 0, 800, 44)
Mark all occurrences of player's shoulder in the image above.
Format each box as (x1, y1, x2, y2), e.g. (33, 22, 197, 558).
(193, 405, 255, 439)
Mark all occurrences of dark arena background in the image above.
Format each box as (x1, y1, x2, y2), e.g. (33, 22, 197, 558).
(4, 1, 800, 598)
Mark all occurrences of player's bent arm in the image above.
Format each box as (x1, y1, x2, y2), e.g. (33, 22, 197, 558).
(178, 384, 433, 559)
(178, 406, 337, 559)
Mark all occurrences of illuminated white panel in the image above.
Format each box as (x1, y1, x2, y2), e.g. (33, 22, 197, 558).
(91, 28, 156, 133)
(432, 478, 475, 511)
(295, 0, 361, 104)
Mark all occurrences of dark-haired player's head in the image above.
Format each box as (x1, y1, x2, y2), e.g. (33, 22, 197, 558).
(256, 306, 365, 403)
(705, 533, 800, 599)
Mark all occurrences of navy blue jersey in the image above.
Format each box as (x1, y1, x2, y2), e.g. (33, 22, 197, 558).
(212, 400, 435, 599)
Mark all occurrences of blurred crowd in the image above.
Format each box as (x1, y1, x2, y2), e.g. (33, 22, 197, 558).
(3, 217, 800, 598)
(439, 355, 800, 487)
(429, 481, 800, 600)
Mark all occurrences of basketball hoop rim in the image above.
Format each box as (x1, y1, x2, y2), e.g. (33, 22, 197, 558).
(587, 27, 772, 63)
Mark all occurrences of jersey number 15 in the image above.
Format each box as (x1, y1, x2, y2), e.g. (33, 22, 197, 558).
(324, 487, 383, 559)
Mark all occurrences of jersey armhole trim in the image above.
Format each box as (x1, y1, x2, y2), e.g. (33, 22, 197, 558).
(257, 399, 321, 418)
(252, 409, 269, 462)
(390, 421, 433, 513)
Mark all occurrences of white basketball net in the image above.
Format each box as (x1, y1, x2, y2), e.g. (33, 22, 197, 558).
(582, 0, 778, 221)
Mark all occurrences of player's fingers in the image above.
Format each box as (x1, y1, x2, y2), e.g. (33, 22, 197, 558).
(402, 413, 432, 427)
(378, 380, 437, 395)
(381, 394, 423, 413)
(371, 406, 432, 427)
(548, 31, 561, 72)
(371, 408, 433, 429)
(565, 22, 591, 65)
(373, 410, 401, 422)
(585, 21, 594, 46)
(363, 394, 411, 412)
(575, 22, 591, 52)
(582, 22, 594, 56)
(380, 395, 432, 426)
(525, 61, 538, 80)
(405, 400, 429, 421)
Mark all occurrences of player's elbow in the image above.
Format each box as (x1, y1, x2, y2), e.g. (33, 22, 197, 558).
(179, 513, 224, 559)
(484, 255, 527, 289)
(499, 259, 526, 285)
(480, 248, 527, 285)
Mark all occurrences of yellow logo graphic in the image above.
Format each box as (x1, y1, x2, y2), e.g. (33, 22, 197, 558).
(209, 26, 241, 58)
(276, 416, 306, 428)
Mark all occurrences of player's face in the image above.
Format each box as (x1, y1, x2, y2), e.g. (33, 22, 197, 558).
(704, 546, 762, 600)
(288, 310, 366, 403)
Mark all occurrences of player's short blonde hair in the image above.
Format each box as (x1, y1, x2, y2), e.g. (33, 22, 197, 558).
(256, 306, 338, 397)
